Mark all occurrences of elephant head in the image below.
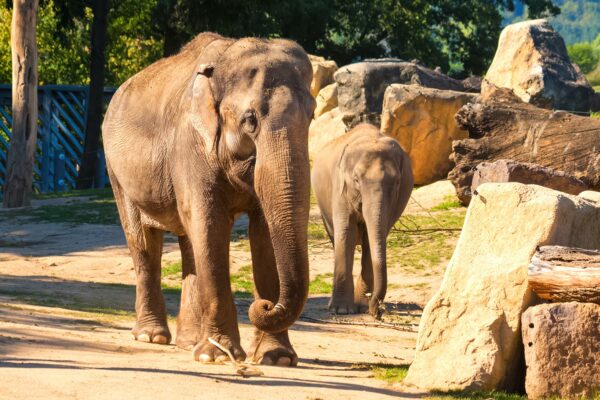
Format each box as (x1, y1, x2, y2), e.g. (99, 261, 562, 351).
(188, 37, 315, 333)
(340, 131, 413, 315)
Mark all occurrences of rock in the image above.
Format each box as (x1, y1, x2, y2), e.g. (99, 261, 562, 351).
(308, 107, 348, 160)
(579, 190, 600, 204)
(380, 84, 477, 185)
(314, 83, 338, 119)
(405, 183, 600, 392)
(472, 160, 589, 197)
(309, 55, 338, 98)
(334, 59, 470, 128)
(522, 302, 600, 399)
(462, 76, 483, 93)
(484, 19, 595, 113)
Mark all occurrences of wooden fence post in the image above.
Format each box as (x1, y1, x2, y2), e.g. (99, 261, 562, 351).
(3, 0, 39, 207)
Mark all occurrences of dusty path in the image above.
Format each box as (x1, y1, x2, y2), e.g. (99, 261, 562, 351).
(0, 182, 460, 399)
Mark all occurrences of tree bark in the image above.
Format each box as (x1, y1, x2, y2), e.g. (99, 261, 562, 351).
(77, 0, 109, 190)
(449, 88, 600, 204)
(4, 0, 39, 208)
(529, 246, 600, 304)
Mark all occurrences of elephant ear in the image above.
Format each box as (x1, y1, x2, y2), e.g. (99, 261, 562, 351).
(190, 65, 219, 152)
(189, 38, 234, 152)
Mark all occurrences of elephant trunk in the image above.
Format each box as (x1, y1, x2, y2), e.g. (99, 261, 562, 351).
(363, 192, 387, 318)
(249, 131, 310, 333)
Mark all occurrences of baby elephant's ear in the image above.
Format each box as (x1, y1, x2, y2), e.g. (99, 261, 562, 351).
(190, 64, 218, 152)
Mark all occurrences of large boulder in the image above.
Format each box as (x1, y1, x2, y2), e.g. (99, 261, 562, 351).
(484, 19, 595, 112)
(308, 107, 348, 160)
(309, 55, 338, 98)
(314, 83, 338, 119)
(522, 302, 600, 399)
(405, 183, 600, 391)
(380, 84, 477, 185)
(472, 160, 589, 197)
(334, 59, 471, 128)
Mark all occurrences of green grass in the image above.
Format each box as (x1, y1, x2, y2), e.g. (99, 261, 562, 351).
(230, 265, 254, 294)
(3, 193, 120, 225)
(352, 363, 409, 384)
(309, 273, 333, 294)
(33, 187, 115, 200)
(162, 260, 333, 295)
(428, 391, 527, 400)
(386, 209, 466, 273)
(591, 111, 600, 119)
(162, 260, 183, 278)
(308, 221, 329, 240)
(430, 195, 462, 211)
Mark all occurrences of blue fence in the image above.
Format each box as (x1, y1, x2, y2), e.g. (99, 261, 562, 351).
(0, 85, 116, 194)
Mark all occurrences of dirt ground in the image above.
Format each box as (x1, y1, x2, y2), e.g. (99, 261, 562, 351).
(0, 181, 460, 399)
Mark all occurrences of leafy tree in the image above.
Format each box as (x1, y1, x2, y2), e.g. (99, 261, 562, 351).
(568, 42, 600, 74)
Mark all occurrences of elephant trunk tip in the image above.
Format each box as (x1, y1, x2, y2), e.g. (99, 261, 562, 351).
(248, 299, 294, 334)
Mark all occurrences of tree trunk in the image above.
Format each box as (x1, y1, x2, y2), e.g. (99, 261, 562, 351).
(77, 0, 109, 190)
(449, 88, 600, 204)
(4, 0, 39, 208)
(529, 246, 600, 304)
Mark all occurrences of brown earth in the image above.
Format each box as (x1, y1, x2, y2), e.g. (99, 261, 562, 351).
(0, 181, 459, 399)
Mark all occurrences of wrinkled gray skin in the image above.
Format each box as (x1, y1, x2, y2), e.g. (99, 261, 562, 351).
(311, 124, 413, 317)
(103, 33, 315, 366)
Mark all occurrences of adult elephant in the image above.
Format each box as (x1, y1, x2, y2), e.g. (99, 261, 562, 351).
(103, 33, 315, 366)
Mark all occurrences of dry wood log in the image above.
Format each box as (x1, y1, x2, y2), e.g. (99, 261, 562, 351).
(529, 245, 600, 304)
(449, 87, 600, 204)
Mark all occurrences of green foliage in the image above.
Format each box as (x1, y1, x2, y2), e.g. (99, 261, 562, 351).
(0, 0, 160, 85)
(568, 41, 600, 74)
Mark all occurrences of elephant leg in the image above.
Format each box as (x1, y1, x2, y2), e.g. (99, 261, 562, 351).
(354, 229, 373, 313)
(187, 208, 245, 363)
(329, 211, 358, 314)
(175, 235, 203, 350)
(111, 177, 170, 344)
(247, 210, 298, 366)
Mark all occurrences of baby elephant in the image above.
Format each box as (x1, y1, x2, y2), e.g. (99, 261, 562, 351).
(311, 124, 413, 316)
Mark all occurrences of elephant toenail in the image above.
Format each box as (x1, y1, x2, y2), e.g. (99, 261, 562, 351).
(261, 356, 274, 365)
(215, 355, 229, 363)
(199, 354, 212, 363)
(152, 335, 168, 344)
(137, 333, 151, 342)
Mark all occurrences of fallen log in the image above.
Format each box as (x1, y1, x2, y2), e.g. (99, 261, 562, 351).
(529, 245, 600, 304)
(449, 87, 600, 204)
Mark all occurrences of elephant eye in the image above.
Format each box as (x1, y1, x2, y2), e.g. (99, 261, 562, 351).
(241, 110, 258, 135)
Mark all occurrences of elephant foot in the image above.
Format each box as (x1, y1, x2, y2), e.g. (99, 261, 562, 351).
(249, 329, 297, 366)
(131, 322, 171, 345)
(175, 324, 203, 350)
(353, 292, 371, 314)
(328, 294, 358, 315)
(192, 333, 246, 363)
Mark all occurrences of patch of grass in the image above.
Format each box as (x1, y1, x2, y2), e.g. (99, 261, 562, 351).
(352, 363, 409, 384)
(162, 260, 182, 278)
(308, 221, 328, 240)
(430, 195, 463, 211)
(33, 187, 115, 200)
(428, 390, 527, 400)
(3, 197, 119, 225)
(591, 111, 600, 119)
(231, 265, 254, 294)
(309, 273, 333, 294)
(0, 288, 135, 317)
(387, 209, 465, 273)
